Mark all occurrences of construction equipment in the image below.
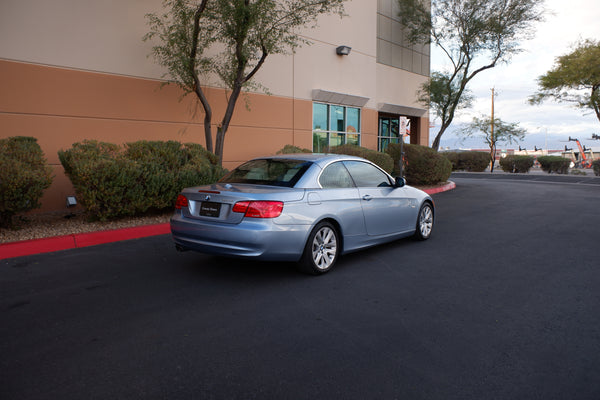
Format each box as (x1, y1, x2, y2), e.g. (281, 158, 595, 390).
(566, 137, 594, 168)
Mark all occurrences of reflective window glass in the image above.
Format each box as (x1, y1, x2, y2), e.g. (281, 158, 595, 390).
(380, 137, 390, 152)
(220, 159, 313, 188)
(313, 131, 328, 153)
(346, 108, 360, 133)
(312, 103, 361, 151)
(380, 119, 389, 137)
(344, 161, 392, 188)
(330, 105, 345, 132)
(330, 132, 345, 147)
(313, 103, 328, 131)
(378, 116, 408, 151)
(390, 119, 399, 138)
(319, 162, 355, 189)
(346, 134, 359, 146)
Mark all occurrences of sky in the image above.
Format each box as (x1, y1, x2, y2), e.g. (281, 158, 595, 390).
(429, 0, 600, 151)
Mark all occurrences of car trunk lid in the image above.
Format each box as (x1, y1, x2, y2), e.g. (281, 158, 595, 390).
(178, 184, 306, 224)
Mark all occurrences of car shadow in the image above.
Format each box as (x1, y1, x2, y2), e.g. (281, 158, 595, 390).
(169, 251, 309, 282)
(167, 235, 421, 283)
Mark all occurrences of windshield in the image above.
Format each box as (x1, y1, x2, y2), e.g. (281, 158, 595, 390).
(219, 159, 312, 188)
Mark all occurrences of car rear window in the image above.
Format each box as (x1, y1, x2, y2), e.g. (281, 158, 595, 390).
(219, 159, 312, 187)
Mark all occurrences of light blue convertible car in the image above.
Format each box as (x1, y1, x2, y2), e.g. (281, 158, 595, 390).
(171, 154, 434, 274)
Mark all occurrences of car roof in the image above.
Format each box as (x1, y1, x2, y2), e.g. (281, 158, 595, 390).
(258, 153, 367, 166)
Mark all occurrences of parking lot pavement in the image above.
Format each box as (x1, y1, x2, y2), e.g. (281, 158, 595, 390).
(452, 170, 600, 185)
(2, 177, 599, 399)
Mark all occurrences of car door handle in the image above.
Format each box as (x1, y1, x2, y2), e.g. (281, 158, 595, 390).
(362, 195, 372, 201)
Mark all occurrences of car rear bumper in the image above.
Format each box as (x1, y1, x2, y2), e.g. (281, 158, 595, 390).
(170, 214, 310, 261)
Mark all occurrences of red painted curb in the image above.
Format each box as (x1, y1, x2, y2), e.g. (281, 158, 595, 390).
(1, 181, 455, 260)
(1, 223, 170, 260)
(423, 181, 456, 195)
(73, 223, 171, 248)
(1, 235, 77, 260)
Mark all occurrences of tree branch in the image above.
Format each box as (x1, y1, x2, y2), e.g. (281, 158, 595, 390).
(243, 45, 268, 84)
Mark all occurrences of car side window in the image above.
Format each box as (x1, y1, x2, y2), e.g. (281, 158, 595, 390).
(319, 162, 355, 188)
(343, 161, 393, 188)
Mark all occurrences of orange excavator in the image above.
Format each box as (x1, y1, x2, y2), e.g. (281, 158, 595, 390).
(565, 137, 593, 168)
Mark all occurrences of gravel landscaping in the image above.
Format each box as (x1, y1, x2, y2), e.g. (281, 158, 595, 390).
(0, 211, 172, 244)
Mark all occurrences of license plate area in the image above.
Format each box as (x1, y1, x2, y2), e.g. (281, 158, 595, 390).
(199, 201, 221, 218)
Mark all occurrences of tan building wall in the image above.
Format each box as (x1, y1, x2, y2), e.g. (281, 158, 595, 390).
(0, 0, 429, 213)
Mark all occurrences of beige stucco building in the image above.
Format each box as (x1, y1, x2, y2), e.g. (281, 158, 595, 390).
(0, 0, 430, 212)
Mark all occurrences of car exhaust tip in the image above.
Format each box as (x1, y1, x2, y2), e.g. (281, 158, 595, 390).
(175, 244, 189, 252)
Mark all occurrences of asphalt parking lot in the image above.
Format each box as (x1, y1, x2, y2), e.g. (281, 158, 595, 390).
(2, 174, 599, 400)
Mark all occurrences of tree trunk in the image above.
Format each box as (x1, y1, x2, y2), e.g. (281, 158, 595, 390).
(431, 121, 451, 151)
(489, 143, 496, 173)
(215, 85, 243, 165)
(189, 0, 212, 153)
(592, 85, 600, 123)
(200, 97, 213, 154)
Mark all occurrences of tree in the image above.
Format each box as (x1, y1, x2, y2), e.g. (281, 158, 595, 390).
(529, 39, 600, 124)
(419, 71, 474, 134)
(397, 0, 544, 150)
(145, 0, 346, 165)
(461, 116, 526, 172)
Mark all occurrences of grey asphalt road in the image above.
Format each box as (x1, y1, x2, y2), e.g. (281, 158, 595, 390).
(2, 175, 600, 400)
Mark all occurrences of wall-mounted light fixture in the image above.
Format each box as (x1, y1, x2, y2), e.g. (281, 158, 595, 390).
(336, 45, 352, 56)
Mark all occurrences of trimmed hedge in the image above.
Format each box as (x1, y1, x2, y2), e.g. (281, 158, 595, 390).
(59, 140, 225, 220)
(328, 144, 394, 173)
(0, 136, 53, 228)
(276, 144, 312, 154)
(443, 151, 490, 172)
(593, 160, 600, 176)
(499, 155, 534, 173)
(537, 156, 571, 174)
(387, 143, 452, 185)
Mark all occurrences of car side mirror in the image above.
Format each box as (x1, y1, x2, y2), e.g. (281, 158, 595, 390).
(394, 177, 406, 188)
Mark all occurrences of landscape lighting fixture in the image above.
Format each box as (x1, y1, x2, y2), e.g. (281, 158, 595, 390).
(66, 196, 77, 207)
(336, 45, 351, 56)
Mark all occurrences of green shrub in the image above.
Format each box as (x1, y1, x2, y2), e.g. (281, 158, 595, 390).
(537, 156, 571, 174)
(328, 144, 394, 173)
(276, 144, 312, 154)
(387, 143, 452, 185)
(59, 140, 225, 220)
(125, 141, 223, 210)
(592, 160, 600, 176)
(499, 155, 534, 173)
(443, 151, 490, 172)
(58, 140, 120, 177)
(0, 136, 53, 228)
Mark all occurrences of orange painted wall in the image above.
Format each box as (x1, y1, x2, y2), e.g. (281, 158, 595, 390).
(1, 59, 383, 213)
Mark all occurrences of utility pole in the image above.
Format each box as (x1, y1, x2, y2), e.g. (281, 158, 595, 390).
(490, 88, 495, 172)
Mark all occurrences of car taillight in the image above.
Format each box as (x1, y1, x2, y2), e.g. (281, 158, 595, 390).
(232, 201, 283, 218)
(175, 194, 188, 210)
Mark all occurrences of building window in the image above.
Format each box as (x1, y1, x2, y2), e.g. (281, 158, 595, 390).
(378, 116, 410, 152)
(376, 0, 430, 76)
(313, 103, 361, 152)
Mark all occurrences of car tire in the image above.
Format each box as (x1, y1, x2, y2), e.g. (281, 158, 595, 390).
(298, 221, 340, 275)
(414, 202, 434, 241)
